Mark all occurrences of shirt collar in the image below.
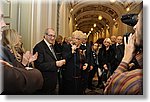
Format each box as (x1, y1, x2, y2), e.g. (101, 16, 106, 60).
(44, 39, 51, 47)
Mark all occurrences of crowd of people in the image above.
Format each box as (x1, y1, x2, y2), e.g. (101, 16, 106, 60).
(0, 0, 143, 95)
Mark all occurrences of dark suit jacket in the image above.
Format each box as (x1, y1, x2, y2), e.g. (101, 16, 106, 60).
(111, 44, 124, 69)
(98, 46, 115, 71)
(81, 43, 92, 67)
(54, 41, 63, 60)
(33, 40, 58, 94)
(0, 46, 43, 94)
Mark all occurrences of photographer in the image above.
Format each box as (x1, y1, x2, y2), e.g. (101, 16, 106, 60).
(104, 9, 143, 95)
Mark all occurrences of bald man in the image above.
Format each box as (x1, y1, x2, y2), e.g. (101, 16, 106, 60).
(110, 35, 116, 44)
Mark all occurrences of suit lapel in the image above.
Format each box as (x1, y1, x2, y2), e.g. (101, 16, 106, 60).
(42, 40, 57, 60)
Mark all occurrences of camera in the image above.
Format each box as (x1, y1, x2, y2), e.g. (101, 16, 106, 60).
(121, 13, 138, 27)
(121, 14, 138, 43)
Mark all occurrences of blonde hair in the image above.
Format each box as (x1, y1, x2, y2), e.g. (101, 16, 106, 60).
(2, 29, 25, 62)
(2, 29, 20, 46)
(72, 30, 84, 39)
(103, 38, 112, 44)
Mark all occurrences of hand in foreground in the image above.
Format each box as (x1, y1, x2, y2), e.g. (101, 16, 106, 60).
(122, 34, 136, 64)
(0, 59, 13, 68)
(22, 51, 30, 66)
(28, 52, 38, 63)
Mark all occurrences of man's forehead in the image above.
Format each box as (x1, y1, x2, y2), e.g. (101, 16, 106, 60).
(117, 36, 122, 39)
(111, 36, 116, 38)
(47, 29, 55, 34)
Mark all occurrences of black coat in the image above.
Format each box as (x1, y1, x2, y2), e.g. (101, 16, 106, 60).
(112, 44, 124, 64)
(81, 43, 92, 66)
(61, 44, 87, 94)
(98, 46, 115, 71)
(111, 44, 124, 72)
(33, 40, 58, 94)
(54, 41, 63, 60)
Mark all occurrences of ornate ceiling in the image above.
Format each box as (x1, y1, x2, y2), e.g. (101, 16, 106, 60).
(68, 0, 142, 34)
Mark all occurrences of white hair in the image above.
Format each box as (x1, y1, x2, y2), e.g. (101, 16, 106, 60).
(72, 30, 84, 39)
(103, 38, 112, 44)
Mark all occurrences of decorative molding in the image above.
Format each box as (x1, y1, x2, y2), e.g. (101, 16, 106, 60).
(4, 0, 11, 18)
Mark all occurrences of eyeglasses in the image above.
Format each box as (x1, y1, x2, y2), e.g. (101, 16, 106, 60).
(46, 33, 55, 38)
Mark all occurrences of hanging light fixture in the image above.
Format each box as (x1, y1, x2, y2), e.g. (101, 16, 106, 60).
(98, 15, 102, 20)
(93, 23, 96, 27)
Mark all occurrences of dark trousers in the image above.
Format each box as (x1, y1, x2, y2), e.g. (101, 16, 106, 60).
(61, 77, 83, 95)
(88, 66, 97, 88)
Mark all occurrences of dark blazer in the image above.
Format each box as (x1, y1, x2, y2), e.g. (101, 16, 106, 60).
(61, 44, 87, 94)
(0, 46, 43, 94)
(98, 46, 115, 74)
(33, 40, 58, 94)
(111, 44, 124, 71)
(54, 41, 63, 60)
(81, 43, 92, 66)
(112, 44, 124, 63)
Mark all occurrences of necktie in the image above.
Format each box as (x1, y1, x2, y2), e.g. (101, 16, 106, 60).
(50, 45, 57, 60)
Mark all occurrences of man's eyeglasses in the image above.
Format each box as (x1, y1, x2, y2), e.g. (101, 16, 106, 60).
(46, 33, 55, 38)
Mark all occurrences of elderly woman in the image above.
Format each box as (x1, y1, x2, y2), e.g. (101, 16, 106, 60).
(61, 30, 88, 95)
(98, 38, 115, 88)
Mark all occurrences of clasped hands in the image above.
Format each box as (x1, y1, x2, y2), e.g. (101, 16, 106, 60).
(56, 59, 66, 67)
